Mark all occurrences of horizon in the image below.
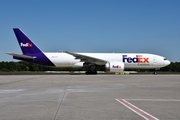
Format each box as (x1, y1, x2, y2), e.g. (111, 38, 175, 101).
(1, 0, 180, 62)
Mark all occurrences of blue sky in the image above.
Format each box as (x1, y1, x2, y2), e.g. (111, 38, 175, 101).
(0, 0, 180, 62)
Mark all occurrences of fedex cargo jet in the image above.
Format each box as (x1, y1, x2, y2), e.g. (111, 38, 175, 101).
(7, 28, 170, 74)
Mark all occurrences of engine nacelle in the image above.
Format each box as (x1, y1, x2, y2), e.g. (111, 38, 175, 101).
(105, 61, 124, 72)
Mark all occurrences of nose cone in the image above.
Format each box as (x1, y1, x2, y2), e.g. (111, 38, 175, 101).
(164, 60, 171, 66)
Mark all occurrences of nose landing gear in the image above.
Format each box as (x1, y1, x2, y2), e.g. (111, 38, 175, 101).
(153, 68, 160, 75)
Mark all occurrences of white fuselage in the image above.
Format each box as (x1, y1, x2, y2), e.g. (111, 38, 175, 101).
(44, 52, 170, 69)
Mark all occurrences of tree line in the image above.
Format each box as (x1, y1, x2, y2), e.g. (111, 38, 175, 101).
(0, 61, 180, 72)
(0, 61, 83, 72)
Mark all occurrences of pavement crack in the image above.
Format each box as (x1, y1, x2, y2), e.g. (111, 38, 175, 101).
(53, 77, 71, 120)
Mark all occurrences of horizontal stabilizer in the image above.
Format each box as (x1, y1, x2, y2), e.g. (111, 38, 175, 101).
(6, 52, 36, 59)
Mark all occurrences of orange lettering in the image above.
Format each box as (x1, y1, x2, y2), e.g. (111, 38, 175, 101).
(144, 58, 149, 63)
(138, 55, 143, 63)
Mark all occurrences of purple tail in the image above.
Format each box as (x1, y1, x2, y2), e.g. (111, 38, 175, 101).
(13, 28, 42, 55)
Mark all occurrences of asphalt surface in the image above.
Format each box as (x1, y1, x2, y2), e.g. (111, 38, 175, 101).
(0, 75, 180, 120)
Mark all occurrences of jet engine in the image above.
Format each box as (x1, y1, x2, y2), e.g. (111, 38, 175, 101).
(105, 61, 124, 72)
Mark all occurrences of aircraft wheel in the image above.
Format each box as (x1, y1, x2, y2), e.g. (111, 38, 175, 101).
(85, 71, 97, 75)
(153, 70, 157, 75)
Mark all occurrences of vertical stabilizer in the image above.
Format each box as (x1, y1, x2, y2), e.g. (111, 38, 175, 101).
(13, 28, 42, 55)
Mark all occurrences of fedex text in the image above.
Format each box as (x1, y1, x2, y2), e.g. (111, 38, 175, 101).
(113, 65, 121, 68)
(20, 43, 32, 47)
(123, 55, 149, 63)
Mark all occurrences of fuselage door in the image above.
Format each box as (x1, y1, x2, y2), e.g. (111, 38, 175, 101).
(153, 56, 157, 64)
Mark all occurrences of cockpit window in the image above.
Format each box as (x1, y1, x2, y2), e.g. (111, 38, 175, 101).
(164, 58, 167, 60)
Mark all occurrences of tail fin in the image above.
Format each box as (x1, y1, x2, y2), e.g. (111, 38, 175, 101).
(13, 28, 42, 55)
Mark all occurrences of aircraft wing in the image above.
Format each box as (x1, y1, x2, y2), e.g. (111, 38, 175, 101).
(6, 52, 36, 59)
(63, 51, 107, 65)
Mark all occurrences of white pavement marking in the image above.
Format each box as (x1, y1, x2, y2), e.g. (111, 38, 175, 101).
(0, 89, 25, 93)
(116, 99, 159, 120)
(124, 99, 180, 102)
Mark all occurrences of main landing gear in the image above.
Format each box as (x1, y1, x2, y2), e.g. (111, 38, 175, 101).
(85, 65, 97, 75)
(85, 71, 97, 75)
(153, 70, 157, 75)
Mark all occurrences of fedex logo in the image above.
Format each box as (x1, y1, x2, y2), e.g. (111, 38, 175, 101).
(20, 43, 32, 47)
(113, 65, 121, 68)
(123, 55, 149, 63)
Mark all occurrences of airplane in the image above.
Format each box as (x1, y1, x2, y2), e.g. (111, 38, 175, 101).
(7, 28, 170, 74)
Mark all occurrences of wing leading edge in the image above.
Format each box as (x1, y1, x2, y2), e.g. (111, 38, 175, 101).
(63, 51, 107, 65)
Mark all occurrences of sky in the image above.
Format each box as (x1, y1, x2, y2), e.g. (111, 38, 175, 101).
(0, 0, 180, 62)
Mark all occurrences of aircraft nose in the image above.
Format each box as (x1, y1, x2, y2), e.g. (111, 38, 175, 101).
(165, 60, 171, 66)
